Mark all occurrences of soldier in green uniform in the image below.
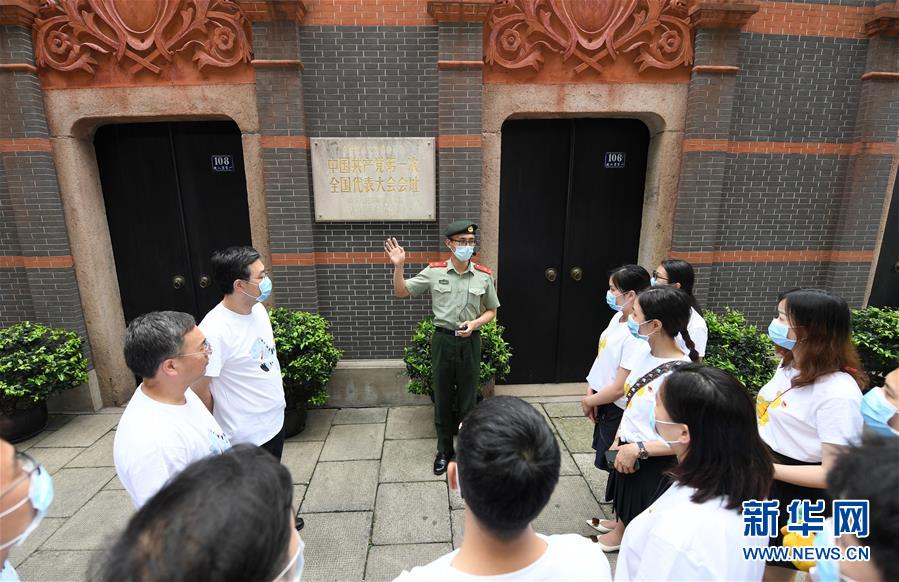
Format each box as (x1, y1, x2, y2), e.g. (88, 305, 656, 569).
(384, 221, 500, 475)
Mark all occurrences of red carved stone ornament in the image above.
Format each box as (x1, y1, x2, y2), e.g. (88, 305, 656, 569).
(33, 0, 252, 76)
(485, 0, 694, 76)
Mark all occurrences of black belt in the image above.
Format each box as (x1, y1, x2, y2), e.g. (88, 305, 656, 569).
(435, 326, 479, 336)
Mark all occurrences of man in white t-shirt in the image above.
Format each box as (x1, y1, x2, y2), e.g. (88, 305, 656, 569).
(114, 311, 231, 508)
(396, 396, 611, 581)
(192, 246, 286, 459)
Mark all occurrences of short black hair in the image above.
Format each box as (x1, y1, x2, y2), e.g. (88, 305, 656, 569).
(636, 286, 700, 362)
(94, 445, 294, 582)
(211, 246, 261, 295)
(123, 311, 196, 378)
(661, 259, 701, 312)
(826, 436, 899, 582)
(660, 364, 773, 510)
(455, 396, 560, 539)
(609, 264, 651, 294)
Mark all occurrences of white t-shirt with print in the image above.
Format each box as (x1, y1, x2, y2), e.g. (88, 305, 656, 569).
(756, 365, 863, 462)
(586, 313, 650, 409)
(199, 302, 286, 445)
(114, 386, 231, 508)
(675, 307, 708, 358)
(616, 483, 766, 581)
(618, 351, 690, 443)
(395, 533, 611, 581)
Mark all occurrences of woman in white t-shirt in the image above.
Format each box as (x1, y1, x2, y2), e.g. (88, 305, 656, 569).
(616, 364, 773, 581)
(593, 287, 699, 552)
(651, 259, 708, 358)
(581, 265, 650, 534)
(757, 288, 865, 581)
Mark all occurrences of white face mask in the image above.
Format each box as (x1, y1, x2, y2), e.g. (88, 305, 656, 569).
(0, 455, 54, 551)
(273, 536, 304, 582)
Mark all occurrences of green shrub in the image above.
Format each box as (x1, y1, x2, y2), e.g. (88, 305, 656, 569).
(0, 322, 88, 415)
(851, 307, 898, 388)
(404, 317, 512, 397)
(703, 309, 777, 396)
(269, 308, 342, 407)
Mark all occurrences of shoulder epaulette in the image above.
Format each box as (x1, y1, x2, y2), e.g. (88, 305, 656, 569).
(473, 263, 493, 275)
(429, 261, 448, 268)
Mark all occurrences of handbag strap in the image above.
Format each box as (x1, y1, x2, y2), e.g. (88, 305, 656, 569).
(624, 361, 686, 406)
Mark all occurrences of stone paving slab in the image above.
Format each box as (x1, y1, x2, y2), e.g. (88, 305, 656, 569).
(449, 483, 463, 510)
(287, 408, 335, 442)
(365, 543, 452, 581)
(379, 438, 442, 482)
(103, 475, 125, 490)
(301, 460, 379, 513)
(35, 414, 119, 448)
(45, 414, 76, 431)
(15, 431, 51, 450)
(32, 446, 84, 474)
(385, 406, 436, 439)
(281, 441, 324, 484)
(553, 417, 595, 453)
(319, 423, 385, 461)
(293, 485, 307, 510)
(334, 407, 388, 425)
(44, 490, 134, 550)
(544, 401, 586, 418)
(8, 518, 65, 567)
(573, 452, 613, 509)
(521, 394, 583, 403)
(47, 467, 116, 518)
(15, 550, 100, 582)
(372, 482, 451, 545)
(557, 436, 581, 476)
(530, 403, 557, 433)
(532, 476, 604, 536)
(301, 512, 372, 582)
(66, 432, 115, 468)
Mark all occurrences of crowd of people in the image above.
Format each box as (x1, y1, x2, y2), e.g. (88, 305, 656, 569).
(1, 242, 897, 582)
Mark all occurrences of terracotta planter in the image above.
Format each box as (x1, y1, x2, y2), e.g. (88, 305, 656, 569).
(0, 401, 49, 444)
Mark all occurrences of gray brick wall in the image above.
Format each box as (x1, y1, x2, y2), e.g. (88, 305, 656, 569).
(438, 70, 481, 134)
(437, 148, 481, 234)
(438, 22, 482, 60)
(1, 152, 71, 255)
(0, 25, 34, 64)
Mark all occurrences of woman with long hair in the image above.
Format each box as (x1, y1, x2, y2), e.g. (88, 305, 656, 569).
(652, 259, 708, 358)
(593, 286, 700, 552)
(757, 288, 866, 581)
(581, 265, 651, 534)
(616, 364, 774, 580)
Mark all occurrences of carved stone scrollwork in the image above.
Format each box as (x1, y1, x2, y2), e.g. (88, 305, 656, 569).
(485, 0, 694, 76)
(34, 0, 252, 76)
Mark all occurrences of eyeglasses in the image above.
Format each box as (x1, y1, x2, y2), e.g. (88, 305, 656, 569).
(175, 339, 213, 358)
(652, 271, 669, 281)
(0, 451, 39, 500)
(449, 239, 477, 247)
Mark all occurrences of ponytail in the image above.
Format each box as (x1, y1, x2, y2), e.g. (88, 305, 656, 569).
(681, 328, 700, 363)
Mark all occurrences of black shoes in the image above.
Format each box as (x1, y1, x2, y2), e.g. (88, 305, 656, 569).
(433, 452, 451, 475)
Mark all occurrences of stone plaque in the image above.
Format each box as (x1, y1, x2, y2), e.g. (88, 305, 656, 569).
(311, 138, 436, 221)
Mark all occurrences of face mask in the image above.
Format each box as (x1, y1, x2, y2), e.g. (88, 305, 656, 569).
(649, 402, 683, 447)
(273, 536, 305, 582)
(767, 319, 796, 350)
(861, 387, 899, 438)
(809, 521, 841, 582)
(0, 463, 54, 550)
(451, 245, 474, 262)
(242, 276, 272, 303)
(626, 316, 653, 341)
(650, 277, 660, 287)
(606, 290, 621, 312)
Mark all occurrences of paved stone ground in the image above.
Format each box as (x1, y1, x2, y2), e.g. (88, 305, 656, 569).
(10, 395, 618, 581)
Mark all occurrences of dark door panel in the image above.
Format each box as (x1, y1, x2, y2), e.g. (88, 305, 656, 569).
(869, 170, 898, 308)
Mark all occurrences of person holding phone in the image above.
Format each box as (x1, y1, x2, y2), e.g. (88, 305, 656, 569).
(581, 265, 651, 534)
(385, 221, 500, 475)
(594, 286, 699, 552)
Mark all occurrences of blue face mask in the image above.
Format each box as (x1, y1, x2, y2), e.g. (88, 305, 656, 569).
(649, 401, 682, 447)
(767, 319, 796, 350)
(452, 245, 475, 262)
(0, 460, 54, 551)
(242, 275, 272, 303)
(650, 277, 660, 287)
(861, 387, 899, 438)
(810, 522, 840, 582)
(606, 290, 625, 312)
(626, 316, 652, 341)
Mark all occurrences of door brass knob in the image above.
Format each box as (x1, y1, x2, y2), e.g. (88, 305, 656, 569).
(894, 261, 899, 274)
(199, 275, 211, 289)
(172, 275, 186, 290)
(570, 266, 583, 281)
(544, 268, 558, 283)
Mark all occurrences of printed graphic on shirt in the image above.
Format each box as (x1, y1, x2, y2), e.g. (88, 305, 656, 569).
(756, 393, 787, 427)
(250, 337, 277, 372)
(626, 383, 654, 409)
(208, 427, 232, 455)
(596, 336, 607, 357)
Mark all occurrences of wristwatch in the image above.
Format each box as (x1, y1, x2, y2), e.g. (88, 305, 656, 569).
(636, 441, 649, 460)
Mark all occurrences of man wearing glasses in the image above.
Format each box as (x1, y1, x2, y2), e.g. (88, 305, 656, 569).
(1, 441, 54, 581)
(385, 221, 500, 475)
(114, 311, 231, 508)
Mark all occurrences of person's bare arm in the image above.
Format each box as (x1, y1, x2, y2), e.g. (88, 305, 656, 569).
(191, 376, 214, 413)
(773, 442, 847, 489)
(385, 237, 410, 298)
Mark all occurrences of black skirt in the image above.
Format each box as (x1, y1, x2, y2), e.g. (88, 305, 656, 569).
(592, 403, 624, 472)
(766, 446, 831, 570)
(609, 443, 676, 526)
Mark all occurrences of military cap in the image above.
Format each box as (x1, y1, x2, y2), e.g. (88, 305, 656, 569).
(445, 220, 478, 238)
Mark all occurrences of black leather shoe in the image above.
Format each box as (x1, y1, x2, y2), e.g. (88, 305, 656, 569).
(433, 452, 450, 475)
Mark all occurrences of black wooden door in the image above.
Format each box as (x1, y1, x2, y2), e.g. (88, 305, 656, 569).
(869, 169, 899, 308)
(95, 121, 252, 324)
(498, 119, 649, 384)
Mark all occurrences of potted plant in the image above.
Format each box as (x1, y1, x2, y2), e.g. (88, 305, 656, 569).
(0, 322, 88, 442)
(269, 308, 342, 437)
(403, 317, 512, 399)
